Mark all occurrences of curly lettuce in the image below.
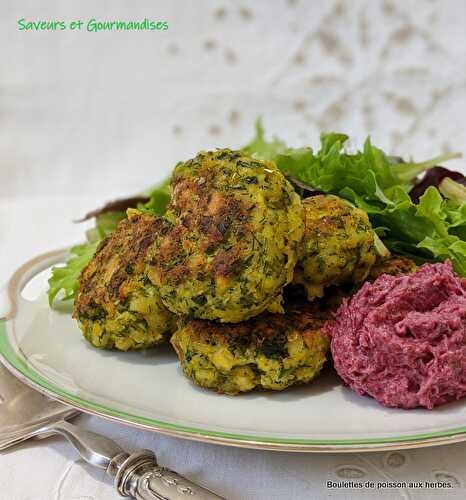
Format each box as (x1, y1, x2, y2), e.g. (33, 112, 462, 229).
(48, 241, 100, 306)
(48, 121, 466, 308)
(243, 120, 465, 275)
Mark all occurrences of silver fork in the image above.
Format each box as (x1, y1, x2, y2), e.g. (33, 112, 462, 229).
(0, 363, 224, 500)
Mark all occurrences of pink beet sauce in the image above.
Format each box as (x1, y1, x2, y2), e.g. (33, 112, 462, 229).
(324, 261, 466, 409)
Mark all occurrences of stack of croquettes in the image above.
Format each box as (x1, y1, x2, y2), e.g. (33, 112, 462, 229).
(73, 149, 415, 394)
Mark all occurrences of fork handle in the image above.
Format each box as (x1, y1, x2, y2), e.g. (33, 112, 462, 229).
(109, 450, 225, 500)
(38, 421, 224, 499)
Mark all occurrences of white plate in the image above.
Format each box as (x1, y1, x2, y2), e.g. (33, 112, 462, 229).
(2, 249, 466, 453)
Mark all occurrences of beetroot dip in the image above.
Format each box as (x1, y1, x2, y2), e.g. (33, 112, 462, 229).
(324, 261, 466, 409)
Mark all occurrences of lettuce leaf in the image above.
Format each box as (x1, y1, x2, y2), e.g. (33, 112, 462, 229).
(47, 241, 100, 305)
(137, 179, 171, 215)
(243, 119, 287, 161)
(48, 121, 466, 309)
(243, 121, 466, 275)
(85, 211, 127, 243)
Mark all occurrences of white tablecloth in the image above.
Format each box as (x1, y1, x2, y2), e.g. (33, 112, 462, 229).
(2, 1, 466, 498)
(2, 197, 466, 500)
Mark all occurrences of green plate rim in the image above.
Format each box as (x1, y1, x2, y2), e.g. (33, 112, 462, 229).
(2, 319, 466, 447)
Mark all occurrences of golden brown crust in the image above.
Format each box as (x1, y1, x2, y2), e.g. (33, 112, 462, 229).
(72, 212, 175, 351)
(293, 194, 376, 300)
(74, 213, 167, 320)
(147, 149, 304, 322)
(368, 254, 417, 281)
(171, 299, 330, 394)
(151, 182, 250, 286)
(181, 299, 328, 348)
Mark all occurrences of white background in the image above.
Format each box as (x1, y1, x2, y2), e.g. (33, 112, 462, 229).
(2, 1, 466, 498)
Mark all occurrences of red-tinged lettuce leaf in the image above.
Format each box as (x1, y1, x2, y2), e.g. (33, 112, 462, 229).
(410, 166, 466, 202)
(75, 196, 150, 222)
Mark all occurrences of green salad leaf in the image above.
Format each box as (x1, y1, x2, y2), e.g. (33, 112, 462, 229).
(48, 241, 100, 305)
(48, 121, 466, 308)
(243, 119, 287, 161)
(243, 121, 465, 275)
(85, 211, 127, 243)
(137, 179, 171, 215)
